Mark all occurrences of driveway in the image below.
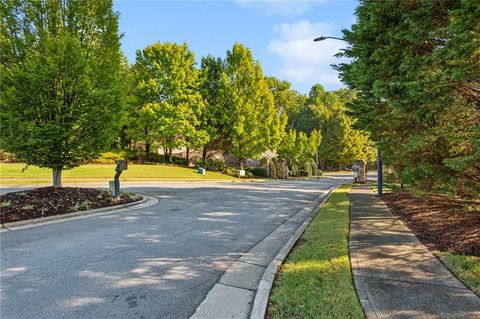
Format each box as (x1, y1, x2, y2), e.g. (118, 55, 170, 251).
(0, 179, 347, 319)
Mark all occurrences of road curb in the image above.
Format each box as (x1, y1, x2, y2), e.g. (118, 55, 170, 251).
(249, 186, 337, 319)
(1, 195, 158, 231)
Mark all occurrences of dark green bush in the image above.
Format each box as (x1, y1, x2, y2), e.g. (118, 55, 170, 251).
(246, 167, 269, 177)
(195, 158, 226, 171)
(124, 149, 187, 165)
(299, 170, 309, 176)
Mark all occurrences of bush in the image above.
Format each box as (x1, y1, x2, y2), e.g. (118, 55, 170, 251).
(225, 167, 240, 177)
(90, 150, 127, 164)
(246, 172, 254, 178)
(246, 167, 269, 178)
(298, 170, 309, 176)
(0, 150, 18, 162)
(124, 149, 187, 165)
(195, 157, 226, 171)
(385, 171, 401, 183)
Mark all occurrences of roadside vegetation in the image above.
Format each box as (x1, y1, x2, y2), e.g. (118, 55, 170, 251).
(381, 188, 480, 296)
(0, 187, 141, 224)
(435, 253, 480, 296)
(0, 1, 374, 188)
(267, 184, 364, 319)
(339, 0, 479, 198)
(0, 163, 239, 186)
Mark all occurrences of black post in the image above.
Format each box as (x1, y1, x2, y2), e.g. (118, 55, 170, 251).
(377, 144, 383, 197)
(113, 160, 128, 199)
(114, 170, 121, 198)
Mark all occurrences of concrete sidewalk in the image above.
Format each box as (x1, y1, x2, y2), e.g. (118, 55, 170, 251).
(349, 185, 480, 319)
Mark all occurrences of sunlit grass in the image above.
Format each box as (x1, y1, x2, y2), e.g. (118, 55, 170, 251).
(370, 182, 401, 194)
(267, 184, 364, 319)
(0, 163, 239, 186)
(435, 252, 480, 296)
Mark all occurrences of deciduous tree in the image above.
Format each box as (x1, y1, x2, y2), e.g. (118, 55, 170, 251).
(0, 0, 124, 187)
(129, 42, 208, 162)
(222, 43, 284, 169)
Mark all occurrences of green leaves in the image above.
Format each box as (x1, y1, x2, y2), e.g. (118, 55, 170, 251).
(128, 42, 208, 158)
(222, 43, 285, 167)
(0, 0, 124, 184)
(338, 0, 480, 197)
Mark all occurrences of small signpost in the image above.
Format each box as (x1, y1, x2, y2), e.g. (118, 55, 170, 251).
(110, 160, 127, 198)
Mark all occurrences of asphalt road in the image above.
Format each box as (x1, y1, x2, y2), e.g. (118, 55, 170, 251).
(0, 178, 349, 319)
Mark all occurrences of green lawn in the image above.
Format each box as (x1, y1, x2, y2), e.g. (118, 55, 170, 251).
(435, 252, 480, 296)
(267, 184, 364, 319)
(370, 182, 401, 194)
(0, 163, 239, 186)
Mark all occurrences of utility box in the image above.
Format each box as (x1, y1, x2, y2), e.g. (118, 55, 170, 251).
(352, 159, 366, 183)
(198, 167, 206, 175)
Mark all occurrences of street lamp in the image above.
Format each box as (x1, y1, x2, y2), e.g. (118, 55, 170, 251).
(313, 36, 346, 42)
(313, 35, 383, 197)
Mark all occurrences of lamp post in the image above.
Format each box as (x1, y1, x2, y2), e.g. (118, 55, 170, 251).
(313, 36, 345, 42)
(313, 35, 383, 196)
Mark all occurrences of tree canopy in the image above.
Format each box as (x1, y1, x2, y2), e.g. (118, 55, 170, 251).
(222, 43, 286, 169)
(0, 0, 124, 187)
(128, 41, 208, 162)
(338, 0, 479, 196)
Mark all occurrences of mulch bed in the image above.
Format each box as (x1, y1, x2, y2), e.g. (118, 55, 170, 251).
(381, 191, 480, 256)
(0, 187, 140, 224)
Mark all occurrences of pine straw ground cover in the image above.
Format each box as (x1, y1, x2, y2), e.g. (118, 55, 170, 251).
(0, 187, 141, 224)
(381, 190, 480, 295)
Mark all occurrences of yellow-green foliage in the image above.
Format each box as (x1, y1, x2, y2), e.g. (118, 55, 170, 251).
(90, 151, 127, 164)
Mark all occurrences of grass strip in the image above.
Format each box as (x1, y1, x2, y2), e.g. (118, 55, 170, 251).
(267, 184, 364, 319)
(435, 252, 480, 296)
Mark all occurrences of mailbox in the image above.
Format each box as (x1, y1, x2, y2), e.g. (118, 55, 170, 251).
(115, 160, 128, 172)
(111, 160, 128, 198)
(352, 160, 366, 183)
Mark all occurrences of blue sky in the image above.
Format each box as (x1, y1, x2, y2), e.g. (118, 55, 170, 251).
(113, 0, 357, 94)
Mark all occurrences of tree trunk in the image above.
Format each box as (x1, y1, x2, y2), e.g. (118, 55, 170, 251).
(168, 148, 173, 163)
(239, 160, 244, 171)
(53, 169, 62, 188)
(145, 142, 151, 161)
(186, 146, 190, 165)
(320, 160, 326, 170)
(163, 146, 167, 162)
(202, 147, 208, 160)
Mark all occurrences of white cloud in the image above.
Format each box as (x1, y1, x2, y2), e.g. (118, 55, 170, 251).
(234, 0, 324, 17)
(267, 20, 347, 91)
